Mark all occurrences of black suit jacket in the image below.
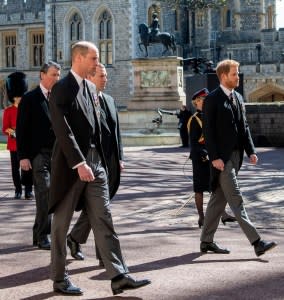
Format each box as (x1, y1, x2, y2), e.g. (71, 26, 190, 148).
(16, 86, 54, 161)
(98, 92, 124, 199)
(48, 72, 105, 213)
(203, 86, 255, 190)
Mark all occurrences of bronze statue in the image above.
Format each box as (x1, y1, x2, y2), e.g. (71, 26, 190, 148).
(139, 13, 176, 57)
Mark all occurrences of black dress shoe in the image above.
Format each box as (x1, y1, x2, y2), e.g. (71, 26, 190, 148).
(200, 241, 230, 254)
(98, 259, 104, 268)
(111, 274, 151, 295)
(221, 215, 236, 225)
(14, 192, 22, 199)
(67, 234, 84, 260)
(254, 240, 277, 257)
(53, 277, 83, 295)
(25, 192, 34, 200)
(38, 238, 51, 250)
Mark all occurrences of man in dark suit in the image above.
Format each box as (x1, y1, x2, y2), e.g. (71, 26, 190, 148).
(16, 61, 61, 250)
(200, 59, 277, 257)
(66, 63, 124, 266)
(49, 41, 150, 296)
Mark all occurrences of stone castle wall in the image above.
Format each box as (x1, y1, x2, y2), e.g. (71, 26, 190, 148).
(246, 103, 284, 147)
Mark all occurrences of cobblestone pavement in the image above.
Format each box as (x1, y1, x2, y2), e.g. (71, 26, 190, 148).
(0, 146, 283, 300)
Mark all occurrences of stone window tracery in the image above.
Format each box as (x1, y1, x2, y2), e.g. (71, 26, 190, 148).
(3, 32, 17, 68)
(98, 10, 112, 65)
(70, 13, 82, 41)
(30, 31, 44, 67)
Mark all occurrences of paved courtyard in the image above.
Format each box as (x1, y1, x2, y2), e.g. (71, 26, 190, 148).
(0, 146, 283, 300)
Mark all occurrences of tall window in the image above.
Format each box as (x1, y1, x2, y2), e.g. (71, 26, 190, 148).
(98, 10, 112, 65)
(70, 13, 82, 42)
(196, 12, 204, 28)
(226, 10, 232, 27)
(30, 31, 44, 67)
(267, 6, 273, 29)
(148, 5, 161, 29)
(3, 33, 16, 68)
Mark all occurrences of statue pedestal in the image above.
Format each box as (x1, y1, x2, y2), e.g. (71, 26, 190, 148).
(120, 57, 185, 146)
(128, 56, 186, 110)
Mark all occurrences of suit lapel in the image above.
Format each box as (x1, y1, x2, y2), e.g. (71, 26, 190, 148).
(77, 87, 95, 128)
(99, 94, 111, 134)
(38, 87, 51, 122)
(85, 81, 101, 133)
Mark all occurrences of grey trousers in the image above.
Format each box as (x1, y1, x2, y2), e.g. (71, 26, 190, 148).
(50, 148, 128, 282)
(201, 150, 261, 245)
(70, 208, 102, 260)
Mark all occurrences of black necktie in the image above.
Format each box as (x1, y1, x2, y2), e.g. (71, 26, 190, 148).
(82, 79, 87, 98)
(229, 92, 236, 109)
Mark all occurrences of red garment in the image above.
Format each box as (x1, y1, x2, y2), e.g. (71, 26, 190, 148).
(2, 105, 18, 151)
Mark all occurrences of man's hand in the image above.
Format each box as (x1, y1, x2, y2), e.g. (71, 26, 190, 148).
(77, 163, 95, 182)
(119, 160, 125, 172)
(212, 159, 224, 171)
(20, 159, 32, 171)
(249, 154, 258, 165)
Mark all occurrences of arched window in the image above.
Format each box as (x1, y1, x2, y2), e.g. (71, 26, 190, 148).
(148, 4, 161, 29)
(98, 10, 113, 65)
(30, 32, 44, 67)
(226, 10, 232, 27)
(70, 13, 82, 42)
(4, 33, 17, 68)
(267, 5, 273, 29)
(196, 12, 204, 28)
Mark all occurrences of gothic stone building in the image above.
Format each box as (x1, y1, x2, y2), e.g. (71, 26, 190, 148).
(0, 0, 284, 105)
(0, 0, 283, 145)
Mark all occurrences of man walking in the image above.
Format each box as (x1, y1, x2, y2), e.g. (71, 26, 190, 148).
(49, 41, 150, 296)
(200, 59, 277, 257)
(66, 63, 124, 266)
(16, 61, 61, 249)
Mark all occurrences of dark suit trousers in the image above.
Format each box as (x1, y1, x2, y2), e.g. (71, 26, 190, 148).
(10, 151, 22, 193)
(32, 149, 52, 242)
(50, 148, 128, 282)
(70, 209, 102, 260)
(10, 151, 32, 194)
(201, 150, 261, 245)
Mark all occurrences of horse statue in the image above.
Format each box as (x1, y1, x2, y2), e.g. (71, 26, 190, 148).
(138, 23, 176, 57)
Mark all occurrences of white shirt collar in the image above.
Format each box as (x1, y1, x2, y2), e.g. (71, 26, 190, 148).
(70, 69, 84, 87)
(220, 84, 234, 97)
(40, 83, 49, 98)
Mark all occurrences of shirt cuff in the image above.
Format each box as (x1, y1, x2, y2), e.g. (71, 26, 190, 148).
(72, 161, 86, 169)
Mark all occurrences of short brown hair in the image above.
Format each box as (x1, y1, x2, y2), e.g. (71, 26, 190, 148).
(71, 41, 98, 61)
(215, 59, 239, 80)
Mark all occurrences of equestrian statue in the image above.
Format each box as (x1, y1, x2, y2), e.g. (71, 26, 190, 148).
(139, 13, 176, 57)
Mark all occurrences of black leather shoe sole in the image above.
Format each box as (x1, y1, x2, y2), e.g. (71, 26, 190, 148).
(54, 287, 83, 295)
